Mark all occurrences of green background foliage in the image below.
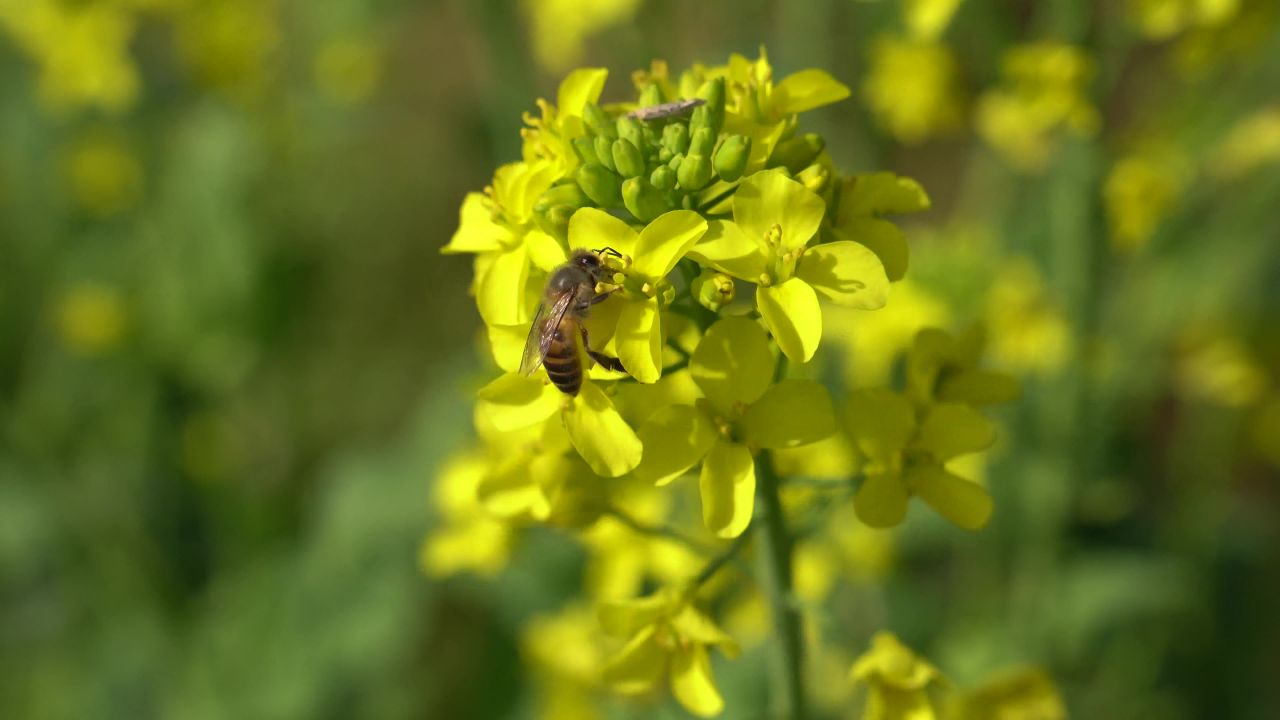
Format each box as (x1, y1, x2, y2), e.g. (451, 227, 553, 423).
(1, 0, 1278, 718)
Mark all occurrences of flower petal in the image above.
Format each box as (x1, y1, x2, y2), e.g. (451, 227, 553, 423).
(476, 373, 560, 431)
(670, 644, 726, 718)
(526, 229, 568, 272)
(568, 207, 638, 257)
(846, 389, 916, 456)
(633, 209, 709, 278)
(634, 405, 717, 486)
(905, 464, 993, 530)
(839, 172, 931, 216)
(757, 278, 823, 363)
(602, 625, 666, 694)
(772, 68, 851, 115)
(686, 220, 769, 281)
(853, 471, 908, 528)
(670, 605, 740, 655)
(795, 240, 889, 309)
(443, 193, 510, 254)
(913, 403, 996, 461)
(487, 323, 528, 373)
(598, 592, 670, 636)
(476, 244, 531, 326)
(557, 67, 608, 118)
(689, 316, 775, 413)
(733, 169, 825, 251)
(742, 380, 835, 449)
(833, 218, 909, 282)
(699, 440, 756, 538)
(565, 381, 643, 477)
(616, 298, 663, 384)
(476, 457, 552, 521)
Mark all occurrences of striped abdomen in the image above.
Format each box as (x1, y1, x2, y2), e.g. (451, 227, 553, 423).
(543, 316, 583, 395)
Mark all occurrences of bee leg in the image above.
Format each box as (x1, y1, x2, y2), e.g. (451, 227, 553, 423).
(580, 326, 627, 373)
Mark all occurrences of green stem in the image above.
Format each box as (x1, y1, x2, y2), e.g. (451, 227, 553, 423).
(755, 451, 807, 720)
(603, 506, 716, 554)
(692, 525, 753, 587)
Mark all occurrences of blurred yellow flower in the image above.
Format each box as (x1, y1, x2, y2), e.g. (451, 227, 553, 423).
(1127, 0, 1240, 39)
(862, 35, 963, 145)
(1210, 105, 1280, 178)
(523, 604, 606, 720)
(63, 132, 144, 217)
(850, 631, 948, 720)
(825, 279, 952, 387)
(0, 1, 140, 113)
(313, 38, 382, 105)
(1174, 334, 1269, 407)
(522, 0, 640, 73)
(420, 452, 513, 577)
(904, 0, 965, 41)
(581, 485, 703, 601)
(950, 667, 1066, 720)
(976, 42, 1099, 171)
(985, 260, 1071, 375)
(1104, 148, 1190, 252)
(54, 283, 128, 355)
(174, 0, 279, 94)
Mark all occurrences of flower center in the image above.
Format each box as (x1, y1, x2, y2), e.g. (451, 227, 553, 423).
(758, 223, 803, 285)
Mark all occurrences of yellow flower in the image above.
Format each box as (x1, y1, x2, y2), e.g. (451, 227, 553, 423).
(950, 667, 1066, 720)
(985, 259, 1071, 375)
(1127, 0, 1240, 39)
(862, 35, 963, 144)
(174, 0, 279, 94)
(523, 604, 606, 720)
(313, 37, 382, 105)
(906, 327, 1019, 408)
(600, 588, 739, 717)
(54, 283, 128, 355)
(521, 0, 640, 74)
(850, 632, 948, 720)
(824, 278, 951, 388)
(521, 68, 609, 174)
(904, 0, 965, 40)
(581, 483, 703, 601)
(1209, 105, 1280, 178)
(420, 452, 513, 578)
(1104, 148, 1190, 252)
(63, 131, 144, 217)
(976, 42, 1099, 171)
(1173, 333, 1269, 407)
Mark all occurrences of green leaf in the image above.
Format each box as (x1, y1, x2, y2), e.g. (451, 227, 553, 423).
(742, 380, 835, 449)
(757, 278, 823, 362)
(557, 68, 608, 118)
(633, 404, 717, 486)
(846, 389, 916, 456)
(734, 169, 826, 252)
(906, 464, 993, 530)
(476, 373, 560, 431)
(699, 440, 756, 538)
(853, 471, 908, 528)
(690, 316, 775, 414)
(832, 218, 909, 282)
(476, 244, 531, 326)
(442, 193, 510, 254)
(616, 298, 663, 384)
(568, 207, 638, 257)
(772, 68, 852, 115)
(632, 210, 709, 277)
(686, 220, 768, 281)
(565, 381, 643, 477)
(913, 403, 996, 461)
(670, 645, 726, 717)
(795, 240, 889, 309)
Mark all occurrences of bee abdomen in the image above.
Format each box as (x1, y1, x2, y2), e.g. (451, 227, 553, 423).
(543, 352, 582, 395)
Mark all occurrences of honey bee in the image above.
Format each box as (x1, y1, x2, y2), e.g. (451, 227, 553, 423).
(519, 248, 627, 395)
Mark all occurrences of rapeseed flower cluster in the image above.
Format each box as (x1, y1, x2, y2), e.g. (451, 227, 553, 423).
(432, 50, 1020, 716)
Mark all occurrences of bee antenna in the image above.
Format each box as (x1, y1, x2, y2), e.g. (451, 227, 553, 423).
(594, 247, 623, 258)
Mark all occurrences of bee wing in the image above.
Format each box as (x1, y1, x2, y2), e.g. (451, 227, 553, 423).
(519, 291, 576, 376)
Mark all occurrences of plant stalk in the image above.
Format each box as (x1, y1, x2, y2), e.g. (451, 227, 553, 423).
(755, 451, 806, 720)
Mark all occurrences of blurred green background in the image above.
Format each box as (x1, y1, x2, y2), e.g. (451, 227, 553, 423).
(1, 0, 1278, 718)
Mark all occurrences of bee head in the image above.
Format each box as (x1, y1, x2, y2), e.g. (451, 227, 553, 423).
(571, 250, 602, 271)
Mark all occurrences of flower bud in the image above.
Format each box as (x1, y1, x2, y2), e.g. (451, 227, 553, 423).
(668, 152, 685, 170)
(678, 70, 702, 99)
(768, 132, 826, 173)
(537, 180, 592, 210)
(713, 134, 751, 182)
(692, 269, 736, 311)
(571, 136, 598, 165)
(577, 163, 622, 206)
(612, 138, 646, 178)
(650, 165, 677, 190)
(593, 136, 617, 172)
(622, 176, 671, 221)
(662, 123, 690, 155)
(583, 103, 615, 138)
(696, 77, 725, 136)
(615, 116, 644, 150)
(688, 127, 716, 157)
(637, 83, 663, 108)
(677, 153, 713, 191)
(796, 163, 829, 194)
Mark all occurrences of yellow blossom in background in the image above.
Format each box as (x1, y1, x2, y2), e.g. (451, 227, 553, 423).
(1104, 148, 1190, 252)
(1209, 105, 1280, 178)
(826, 278, 952, 387)
(63, 132, 144, 217)
(54, 283, 128, 355)
(314, 38, 382, 105)
(851, 632, 949, 720)
(0, 0, 140, 113)
(863, 35, 964, 144)
(904, 0, 965, 41)
(950, 667, 1067, 720)
(523, 604, 606, 720)
(985, 259, 1071, 375)
(976, 42, 1099, 171)
(420, 452, 513, 577)
(1173, 333, 1269, 407)
(1172, 0, 1276, 73)
(1127, 0, 1240, 39)
(174, 0, 279, 94)
(522, 0, 641, 74)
